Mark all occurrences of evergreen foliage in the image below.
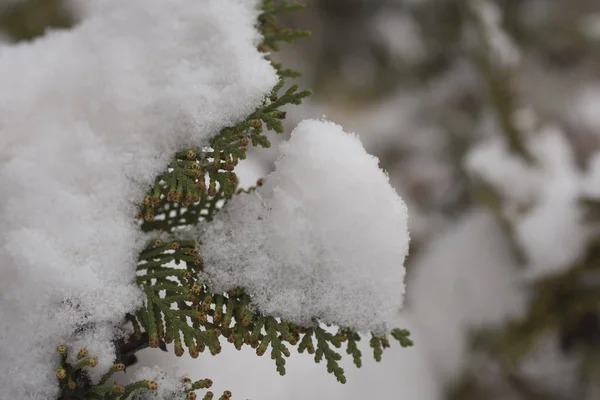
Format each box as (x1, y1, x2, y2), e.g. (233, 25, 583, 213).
(51, 2, 412, 399)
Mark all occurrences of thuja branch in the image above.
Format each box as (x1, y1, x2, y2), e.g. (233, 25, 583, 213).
(132, 239, 413, 383)
(138, 81, 311, 231)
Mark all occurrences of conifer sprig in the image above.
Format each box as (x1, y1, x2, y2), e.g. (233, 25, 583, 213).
(138, 81, 310, 230)
(56, 2, 412, 398)
(133, 237, 414, 384)
(258, 0, 311, 78)
(131, 0, 412, 386)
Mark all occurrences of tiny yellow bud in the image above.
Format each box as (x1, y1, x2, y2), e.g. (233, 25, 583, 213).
(68, 381, 76, 390)
(76, 348, 88, 359)
(114, 363, 126, 372)
(57, 345, 67, 355)
(147, 380, 159, 390)
(148, 335, 159, 348)
(87, 357, 98, 367)
(187, 393, 197, 400)
(56, 368, 67, 380)
(191, 284, 202, 294)
(195, 311, 207, 323)
(174, 192, 183, 203)
(115, 384, 125, 393)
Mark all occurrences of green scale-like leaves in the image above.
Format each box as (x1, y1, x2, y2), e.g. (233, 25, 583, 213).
(134, 238, 414, 383)
(56, 1, 412, 398)
(131, 0, 412, 387)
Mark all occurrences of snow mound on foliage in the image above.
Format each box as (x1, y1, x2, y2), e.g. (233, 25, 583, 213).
(199, 119, 410, 333)
(0, 1, 276, 398)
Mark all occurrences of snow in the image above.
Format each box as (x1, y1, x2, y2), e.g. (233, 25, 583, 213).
(466, 134, 544, 211)
(466, 126, 589, 279)
(371, 11, 425, 64)
(408, 209, 526, 386)
(570, 85, 600, 134)
(471, 0, 520, 68)
(516, 175, 587, 280)
(581, 14, 600, 41)
(198, 119, 410, 333)
(517, 335, 581, 399)
(582, 152, 600, 198)
(0, 0, 277, 398)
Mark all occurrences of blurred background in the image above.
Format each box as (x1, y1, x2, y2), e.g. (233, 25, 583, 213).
(3, 0, 600, 399)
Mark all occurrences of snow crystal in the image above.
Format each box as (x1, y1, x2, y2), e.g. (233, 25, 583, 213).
(0, 0, 277, 398)
(409, 209, 525, 386)
(198, 119, 410, 333)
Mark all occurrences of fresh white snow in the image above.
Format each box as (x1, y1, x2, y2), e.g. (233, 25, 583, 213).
(0, 1, 277, 398)
(198, 119, 410, 333)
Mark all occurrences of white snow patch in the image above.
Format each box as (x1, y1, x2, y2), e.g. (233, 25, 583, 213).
(409, 209, 525, 386)
(466, 126, 588, 279)
(198, 119, 410, 333)
(0, 0, 277, 398)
